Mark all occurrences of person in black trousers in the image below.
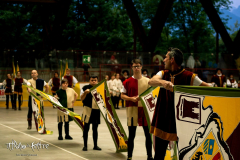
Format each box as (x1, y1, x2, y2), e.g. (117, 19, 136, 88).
(80, 75, 101, 151)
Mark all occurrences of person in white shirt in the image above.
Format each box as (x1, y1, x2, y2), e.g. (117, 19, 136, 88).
(113, 73, 123, 109)
(27, 70, 49, 130)
(108, 74, 116, 108)
(226, 74, 238, 88)
(62, 68, 78, 88)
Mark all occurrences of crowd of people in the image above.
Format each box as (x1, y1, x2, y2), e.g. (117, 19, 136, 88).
(1, 47, 240, 160)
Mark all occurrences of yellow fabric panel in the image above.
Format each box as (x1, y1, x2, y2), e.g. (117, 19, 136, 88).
(203, 96, 240, 140)
(137, 76, 150, 106)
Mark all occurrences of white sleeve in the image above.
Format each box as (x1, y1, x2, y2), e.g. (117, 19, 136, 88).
(73, 76, 78, 86)
(48, 79, 53, 86)
(233, 80, 238, 88)
(23, 79, 29, 85)
(226, 79, 231, 87)
(193, 76, 203, 86)
(44, 81, 47, 86)
(80, 89, 84, 97)
(121, 85, 127, 93)
(156, 71, 163, 78)
(2, 80, 6, 87)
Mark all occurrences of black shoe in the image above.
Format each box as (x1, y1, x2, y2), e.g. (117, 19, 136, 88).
(18, 107, 21, 110)
(58, 136, 63, 140)
(27, 120, 32, 130)
(65, 135, 73, 140)
(127, 158, 132, 160)
(147, 157, 153, 160)
(93, 146, 101, 150)
(82, 146, 87, 151)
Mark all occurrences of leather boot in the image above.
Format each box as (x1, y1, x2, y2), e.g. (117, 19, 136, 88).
(27, 118, 32, 130)
(18, 95, 21, 110)
(58, 122, 63, 140)
(65, 122, 73, 140)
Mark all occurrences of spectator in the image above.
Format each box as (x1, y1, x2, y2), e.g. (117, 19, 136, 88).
(211, 68, 226, 87)
(142, 69, 150, 78)
(195, 57, 201, 68)
(82, 63, 92, 82)
(153, 53, 164, 73)
(120, 70, 129, 108)
(226, 74, 238, 88)
(186, 53, 195, 70)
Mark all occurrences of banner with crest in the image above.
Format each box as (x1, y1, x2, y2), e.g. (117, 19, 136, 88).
(90, 80, 128, 153)
(174, 86, 240, 160)
(30, 92, 52, 134)
(24, 84, 84, 132)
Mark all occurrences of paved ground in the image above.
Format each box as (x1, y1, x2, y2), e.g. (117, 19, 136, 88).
(0, 104, 155, 160)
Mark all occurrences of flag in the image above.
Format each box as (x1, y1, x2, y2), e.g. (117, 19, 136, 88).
(62, 59, 68, 77)
(139, 87, 178, 160)
(174, 86, 240, 160)
(23, 84, 84, 131)
(90, 80, 128, 152)
(30, 91, 52, 134)
(16, 61, 19, 72)
(59, 60, 62, 80)
(12, 56, 16, 78)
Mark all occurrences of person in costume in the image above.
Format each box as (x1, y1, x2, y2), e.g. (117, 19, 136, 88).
(105, 74, 110, 90)
(211, 68, 226, 87)
(48, 72, 60, 95)
(3, 74, 14, 109)
(13, 71, 28, 110)
(113, 73, 123, 109)
(121, 59, 153, 160)
(226, 74, 238, 88)
(120, 70, 129, 108)
(142, 69, 150, 78)
(27, 70, 49, 130)
(148, 47, 209, 159)
(48, 72, 60, 108)
(55, 78, 78, 140)
(62, 68, 78, 88)
(80, 75, 101, 151)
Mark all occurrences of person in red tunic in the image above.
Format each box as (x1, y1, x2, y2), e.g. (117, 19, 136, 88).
(14, 71, 28, 110)
(48, 72, 60, 95)
(62, 68, 78, 88)
(211, 68, 226, 87)
(3, 74, 14, 109)
(121, 59, 153, 160)
(149, 47, 209, 159)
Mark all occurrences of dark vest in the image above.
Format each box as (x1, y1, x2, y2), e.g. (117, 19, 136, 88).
(52, 77, 60, 91)
(64, 75, 73, 88)
(82, 84, 93, 108)
(36, 79, 44, 96)
(152, 69, 194, 141)
(14, 78, 23, 88)
(6, 79, 12, 88)
(211, 75, 226, 87)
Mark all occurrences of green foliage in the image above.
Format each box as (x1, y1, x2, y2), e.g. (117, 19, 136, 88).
(0, 0, 234, 63)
